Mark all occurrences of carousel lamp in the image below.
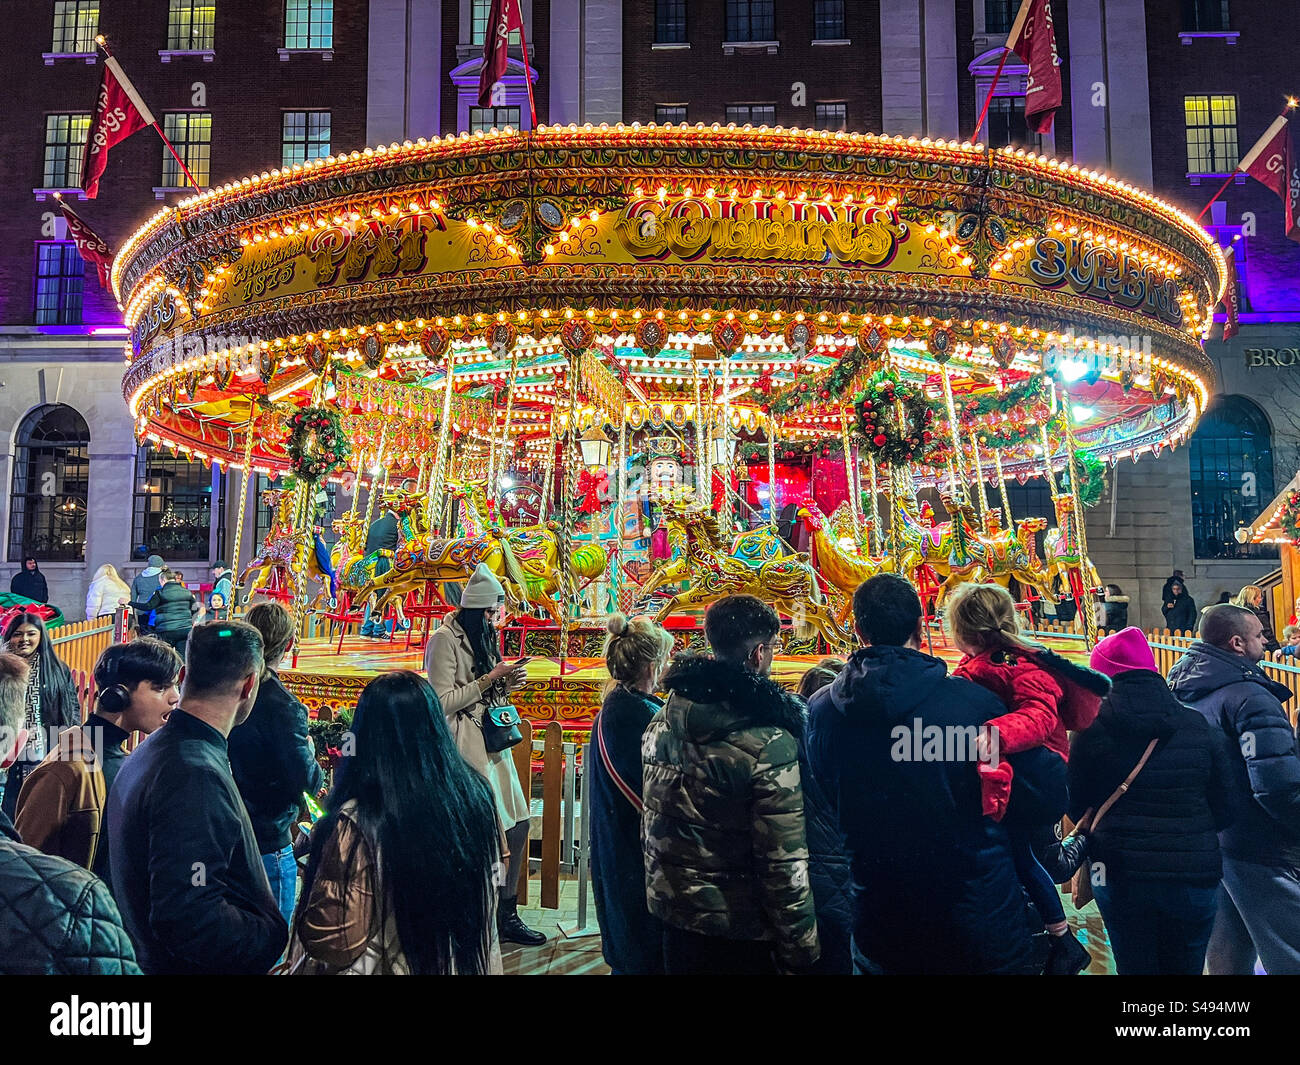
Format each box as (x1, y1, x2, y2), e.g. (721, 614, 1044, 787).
(578, 425, 613, 468)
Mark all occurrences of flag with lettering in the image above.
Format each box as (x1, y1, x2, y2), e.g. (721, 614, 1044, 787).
(81, 56, 157, 199)
(1006, 0, 1063, 134)
(1236, 115, 1289, 199)
(1286, 121, 1300, 243)
(477, 0, 524, 108)
(58, 198, 113, 288)
(1221, 248, 1240, 339)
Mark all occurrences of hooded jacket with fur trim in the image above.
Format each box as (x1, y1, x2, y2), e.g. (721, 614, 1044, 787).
(642, 655, 819, 971)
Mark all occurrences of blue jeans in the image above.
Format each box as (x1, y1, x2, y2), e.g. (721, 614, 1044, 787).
(1011, 831, 1065, 926)
(1093, 878, 1218, 975)
(1208, 857, 1300, 975)
(262, 844, 298, 929)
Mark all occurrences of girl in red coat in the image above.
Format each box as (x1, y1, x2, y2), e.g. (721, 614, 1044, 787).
(948, 583, 1110, 975)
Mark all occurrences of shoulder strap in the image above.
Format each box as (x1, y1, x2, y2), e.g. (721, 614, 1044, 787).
(597, 711, 643, 813)
(1088, 737, 1159, 834)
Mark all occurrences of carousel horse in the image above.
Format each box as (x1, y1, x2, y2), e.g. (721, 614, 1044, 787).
(651, 499, 850, 648)
(321, 512, 371, 605)
(976, 508, 1053, 602)
(796, 499, 888, 625)
(1043, 492, 1102, 617)
(637, 487, 797, 603)
(238, 488, 334, 607)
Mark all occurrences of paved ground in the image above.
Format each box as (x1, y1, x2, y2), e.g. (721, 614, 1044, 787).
(501, 875, 1116, 976)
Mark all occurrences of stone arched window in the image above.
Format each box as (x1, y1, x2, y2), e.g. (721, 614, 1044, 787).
(1189, 394, 1276, 559)
(8, 403, 90, 561)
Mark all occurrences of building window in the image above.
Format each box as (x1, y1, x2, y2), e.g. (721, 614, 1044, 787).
(468, 106, 521, 132)
(8, 405, 89, 563)
(815, 102, 847, 131)
(726, 103, 776, 126)
(132, 447, 213, 562)
(1184, 94, 1238, 172)
(655, 104, 687, 124)
(656, 0, 687, 43)
(161, 112, 211, 187)
(52, 1, 98, 53)
(1183, 0, 1230, 31)
(985, 0, 1014, 34)
(43, 113, 91, 188)
(813, 0, 844, 39)
(282, 111, 331, 167)
(285, 0, 332, 49)
(726, 0, 774, 41)
(34, 243, 84, 325)
(471, 0, 520, 46)
(167, 0, 216, 50)
(1189, 395, 1276, 560)
(986, 96, 1041, 152)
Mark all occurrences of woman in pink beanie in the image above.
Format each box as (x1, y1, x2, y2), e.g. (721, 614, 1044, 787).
(1068, 627, 1236, 974)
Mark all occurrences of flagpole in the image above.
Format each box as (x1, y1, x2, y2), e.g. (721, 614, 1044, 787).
(512, 0, 538, 128)
(972, 48, 1012, 144)
(1198, 99, 1298, 221)
(94, 35, 202, 191)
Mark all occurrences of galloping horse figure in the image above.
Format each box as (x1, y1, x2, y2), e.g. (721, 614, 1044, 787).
(650, 498, 850, 648)
(327, 513, 371, 601)
(637, 487, 795, 603)
(976, 508, 1053, 602)
(238, 488, 334, 607)
(356, 489, 524, 612)
(1043, 492, 1102, 617)
(796, 499, 887, 625)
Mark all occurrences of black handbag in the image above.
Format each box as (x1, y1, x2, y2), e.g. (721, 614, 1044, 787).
(479, 695, 523, 753)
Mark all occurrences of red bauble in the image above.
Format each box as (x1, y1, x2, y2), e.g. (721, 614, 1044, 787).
(873, 433, 887, 447)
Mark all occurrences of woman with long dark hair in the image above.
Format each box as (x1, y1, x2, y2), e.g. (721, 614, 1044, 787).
(424, 564, 543, 947)
(287, 671, 502, 974)
(0, 612, 79, 821)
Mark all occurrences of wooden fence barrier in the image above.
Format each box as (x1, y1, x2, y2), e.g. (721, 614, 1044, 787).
(509, 718, 575, 910)
(51, 618, 117, 720)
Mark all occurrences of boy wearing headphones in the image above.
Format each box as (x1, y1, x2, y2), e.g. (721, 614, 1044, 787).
(14, 637, 181, 881)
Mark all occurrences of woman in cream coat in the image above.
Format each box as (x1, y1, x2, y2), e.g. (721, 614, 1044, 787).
(425, 563, 546, 947)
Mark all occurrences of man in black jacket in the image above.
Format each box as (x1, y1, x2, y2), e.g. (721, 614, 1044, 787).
(0, 651, 141, 975)
(807, 574, 1063, 975)
(10, 556, 48, 604)
(108, 620, 287, 975)
(1169, 604, 1300, 974)
(229, 601, 324, 927)
(130, 569, 201, 656)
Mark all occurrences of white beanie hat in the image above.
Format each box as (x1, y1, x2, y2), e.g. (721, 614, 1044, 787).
(461, 563, 506, 609)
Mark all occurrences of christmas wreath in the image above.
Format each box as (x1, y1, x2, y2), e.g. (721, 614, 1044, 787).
(853, 371, 937, 465)
(1061, 447, 1107, 508)
(1279, 491, 1300, 544)
(287, 405, 350, 482)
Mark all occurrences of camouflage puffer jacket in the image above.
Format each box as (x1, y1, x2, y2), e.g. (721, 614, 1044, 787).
(642, 655, 820, 970)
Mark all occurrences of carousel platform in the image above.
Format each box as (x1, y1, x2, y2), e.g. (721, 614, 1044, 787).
(279, 623, 1092, 730)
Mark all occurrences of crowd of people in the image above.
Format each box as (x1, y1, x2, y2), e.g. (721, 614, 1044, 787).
(3, 556, 1300, 976)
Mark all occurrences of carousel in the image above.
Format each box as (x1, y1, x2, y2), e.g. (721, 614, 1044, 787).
(112, 122, 1225, 728)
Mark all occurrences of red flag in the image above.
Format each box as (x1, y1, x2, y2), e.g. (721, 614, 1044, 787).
(1006, 0, 1063, 135)
(57, 198, 113, 288)
(1235, 115, 1300, 243)
(81, 56, 156, 198)
(477, 0, 524, 108)
(1285, 122, 1300, 243)
(1221, 248, 1240, 339)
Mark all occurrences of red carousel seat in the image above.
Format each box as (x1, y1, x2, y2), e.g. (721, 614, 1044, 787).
(319, 590, 366, 655)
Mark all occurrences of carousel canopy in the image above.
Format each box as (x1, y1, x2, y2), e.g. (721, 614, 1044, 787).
(114, 123, 1225, 483)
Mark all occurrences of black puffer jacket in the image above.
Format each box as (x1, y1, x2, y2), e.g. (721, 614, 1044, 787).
(806, 644, 1061, 975)
(0, 810, 141, 974)
(1169, 641, 1300, 867)
(1068, 669, 1235, 885)
(132, 581, 199, 636)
